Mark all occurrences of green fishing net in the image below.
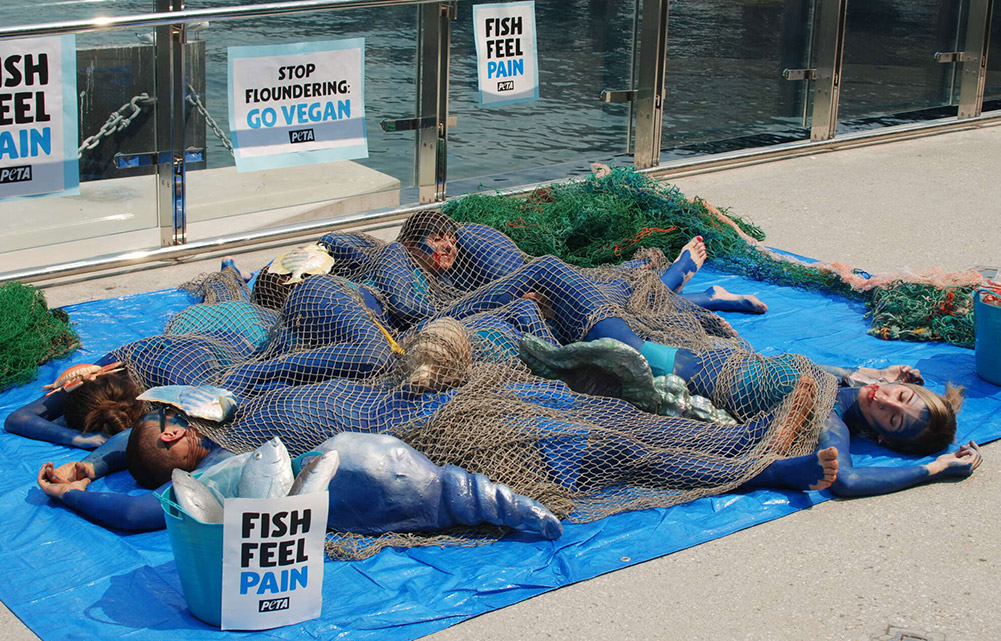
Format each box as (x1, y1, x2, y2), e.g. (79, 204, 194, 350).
(0, 282, 80, 391)
(444, 167, 975, 348)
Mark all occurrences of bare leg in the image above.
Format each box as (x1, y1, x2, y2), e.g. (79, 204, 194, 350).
(684, 285, 768, 314)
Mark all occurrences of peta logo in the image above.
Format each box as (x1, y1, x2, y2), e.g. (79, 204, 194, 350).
(288, 128, 315, 144)
(496, 81, 514, 92)
(0, 165, 32, 184)
(258, 597, 290, 612)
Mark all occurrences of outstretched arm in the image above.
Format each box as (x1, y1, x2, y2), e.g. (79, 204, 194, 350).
(37, 429, 167, 530)
(817, 363, 923, 387)
(820, 412, 981, 497)
(5, 392, 105, 449)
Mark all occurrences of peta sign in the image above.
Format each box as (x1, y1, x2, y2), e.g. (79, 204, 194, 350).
(220, 492, 328, 630)
(0, 35, 78, 199)
(473, 1, 539, 107)
(228, 39, 367, 172)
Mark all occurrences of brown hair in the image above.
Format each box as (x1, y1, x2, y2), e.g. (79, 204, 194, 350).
(251, 267, 298, 310)
(125, 417, 191, 489)
(397, 210, 458, 246)
(882, 382, 964, 456)
(62, 371, 144, 437)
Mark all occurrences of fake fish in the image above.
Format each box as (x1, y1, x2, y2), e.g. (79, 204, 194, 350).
(267, 243, 334, 285)
(288, 449, 340, 496)
(137, 385, 237, 422)
(171, 469, 224, 524)
(239, 437, 294, 499)
(42, 361, 125, 396)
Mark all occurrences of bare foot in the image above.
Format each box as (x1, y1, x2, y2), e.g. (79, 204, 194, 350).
(661, 236, 707, 293)
(700, 285, 768, 314)
(758, 446, 839, 491)
(221, 256, 253, 282)
(810, 446, 839, 490)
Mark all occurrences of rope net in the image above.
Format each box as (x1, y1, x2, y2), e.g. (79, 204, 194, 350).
(0, 282, 79, 391)
(444, 167, 981, 348)
(110, 224, 840, 556)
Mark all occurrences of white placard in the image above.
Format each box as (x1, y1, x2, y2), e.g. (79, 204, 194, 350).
(221, 492, 328, 630)
(0, 35, 79, 199)
(473, 1, 539, 107)
(228, 39, 367, 173)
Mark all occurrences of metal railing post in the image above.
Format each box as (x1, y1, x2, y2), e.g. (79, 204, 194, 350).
(809, 0, 847, 141)
(155, 0, 187, 246)
(957, 0, 994, 119)
(416, 2, 453, 203)
(632, 0, 669, 169)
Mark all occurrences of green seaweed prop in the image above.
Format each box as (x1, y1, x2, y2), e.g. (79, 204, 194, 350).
(444, 167, 976, 349)
(0, 282, 80, 391)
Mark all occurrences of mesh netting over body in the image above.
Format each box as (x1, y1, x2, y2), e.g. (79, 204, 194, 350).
(112, 230, 837, 556)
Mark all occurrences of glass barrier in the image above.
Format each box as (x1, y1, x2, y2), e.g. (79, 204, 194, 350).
(0, 26, 160, 269)
(986, 3, 1001, 101)
(837, 0, 962, 129)
(181, 6, 416, 242)
(661, 0, 813, 157)
(445, 0, 637, 193)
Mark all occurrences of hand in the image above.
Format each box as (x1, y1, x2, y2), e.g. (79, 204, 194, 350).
(38, 462, 91, 500)
(520, 292, 555, 321)
(930, 441, 982, 478)
(850, 365, 924, 386)
(46, 460, 96, 484)
(71, 432, 108, 449)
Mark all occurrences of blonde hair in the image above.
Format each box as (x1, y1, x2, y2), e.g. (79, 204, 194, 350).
(884, 382, 964, 455)
(400, 318, 472, 391)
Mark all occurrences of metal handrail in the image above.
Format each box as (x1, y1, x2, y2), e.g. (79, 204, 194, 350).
(0, 0, 442, 40)
(4, 108, 1000, 286)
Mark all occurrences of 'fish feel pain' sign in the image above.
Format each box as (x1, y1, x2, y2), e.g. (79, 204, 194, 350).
(473, 1, 539, 107)
(221, 492, 328, 630)
(0, 35, 78, 199)
(228, 39, 367, 173)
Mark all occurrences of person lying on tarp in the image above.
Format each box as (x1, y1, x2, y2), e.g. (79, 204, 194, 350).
(523, 335, 981, 499)
(36, 318, 980, 539)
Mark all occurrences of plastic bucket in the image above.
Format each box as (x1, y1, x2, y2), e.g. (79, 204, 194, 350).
(975, 288, 1001, 385)
(156, 487, 223, 626)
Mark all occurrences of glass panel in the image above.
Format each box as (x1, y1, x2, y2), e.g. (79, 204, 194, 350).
(837, 0, 962, 128)
(0, 28, 159, 270)
(446, 0, 637, 193)
(182, 7, 415, 242)
(985, 2, 1001, 102)
(661, 0, 813, 157)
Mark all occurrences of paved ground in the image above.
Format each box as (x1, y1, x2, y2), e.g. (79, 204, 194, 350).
(2, 122, 1000, 641)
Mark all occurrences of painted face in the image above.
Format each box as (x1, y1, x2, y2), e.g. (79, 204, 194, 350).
(412, 232, 457, 273)
(856, 383, 929, 443)
(142, 409, 205, 471)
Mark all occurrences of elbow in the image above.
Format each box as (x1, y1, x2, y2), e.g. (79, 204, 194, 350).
(830, 470, 864, 498)
(4, 410, 28, 436)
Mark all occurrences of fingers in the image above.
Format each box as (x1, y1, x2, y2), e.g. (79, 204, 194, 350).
(37, 463, 52, 487)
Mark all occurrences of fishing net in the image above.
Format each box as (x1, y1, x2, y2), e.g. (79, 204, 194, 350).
(0, 281, 79, 391)
(444, 166, 981, 348)
(108, 224, 838, 559)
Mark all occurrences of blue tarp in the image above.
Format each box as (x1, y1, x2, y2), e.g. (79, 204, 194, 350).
(0, 266, 998, 640)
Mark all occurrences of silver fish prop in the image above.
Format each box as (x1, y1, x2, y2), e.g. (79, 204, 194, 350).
(137, 385, 237, 422)
(171, 469, 224, 524)
(238, 437, 295, 499)
(288, 449, 340, 496)
(267, 243, 335, 285)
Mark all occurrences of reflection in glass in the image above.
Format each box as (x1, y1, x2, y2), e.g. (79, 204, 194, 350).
(838, 0, 961, 128)
(661, 0, 813, 157)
